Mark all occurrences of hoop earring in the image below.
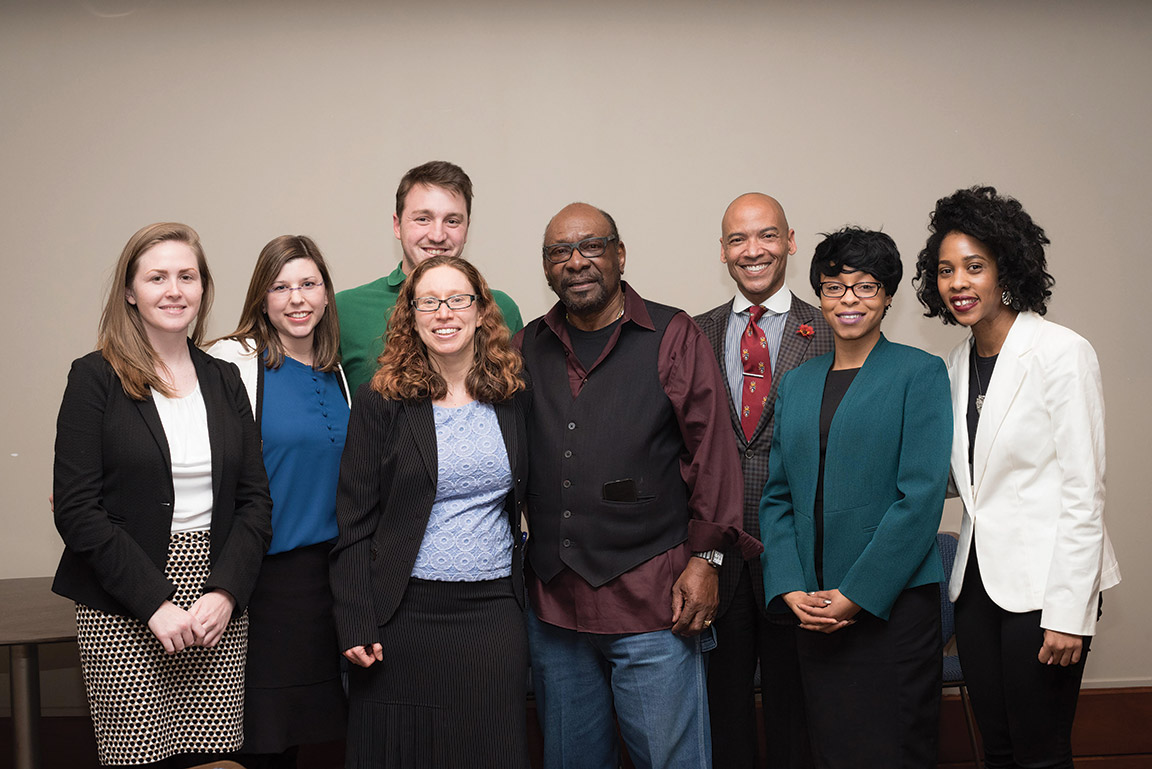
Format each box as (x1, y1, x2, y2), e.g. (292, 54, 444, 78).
(1001, 290, 1013, 307)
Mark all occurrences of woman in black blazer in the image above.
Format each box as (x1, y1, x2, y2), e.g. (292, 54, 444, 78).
(330, 255, 530, 769)
(52, 223, 272, 767)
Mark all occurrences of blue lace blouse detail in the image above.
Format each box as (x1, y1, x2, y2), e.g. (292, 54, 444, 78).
(411, 401, 514, 581)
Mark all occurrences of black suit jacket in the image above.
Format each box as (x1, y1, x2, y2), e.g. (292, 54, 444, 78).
(693, 294, 832, 616)
(329, 384, 531, 650)
(52, 344, 273, 621)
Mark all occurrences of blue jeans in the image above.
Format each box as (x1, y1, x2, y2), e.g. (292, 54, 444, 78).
(526, 606, 712, 769)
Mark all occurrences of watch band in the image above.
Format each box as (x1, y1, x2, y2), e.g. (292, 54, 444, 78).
(692, 549, 724, 568)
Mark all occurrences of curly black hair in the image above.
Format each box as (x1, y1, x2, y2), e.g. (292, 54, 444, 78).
(913, 185, 1054, 324)
(809, 226, 903, 297)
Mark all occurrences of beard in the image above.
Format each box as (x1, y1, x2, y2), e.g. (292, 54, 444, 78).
(547, 268, 620, 316)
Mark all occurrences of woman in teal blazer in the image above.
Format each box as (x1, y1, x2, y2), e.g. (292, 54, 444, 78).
(759, 228, 952, 768)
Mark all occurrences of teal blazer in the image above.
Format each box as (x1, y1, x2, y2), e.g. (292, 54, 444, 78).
(759, 334, 952, 620)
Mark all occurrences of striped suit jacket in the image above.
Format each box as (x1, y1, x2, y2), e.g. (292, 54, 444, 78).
(329, 384, 531, 650)
(693, 294, 832, 616)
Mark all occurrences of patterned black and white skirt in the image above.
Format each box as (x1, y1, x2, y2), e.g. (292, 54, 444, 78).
(75, 530, 248, 766)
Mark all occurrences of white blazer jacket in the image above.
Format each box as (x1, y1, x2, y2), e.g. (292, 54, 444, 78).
(946, 311, 1120, 636)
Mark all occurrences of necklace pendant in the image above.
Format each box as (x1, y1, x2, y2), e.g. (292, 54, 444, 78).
(975, 394, 985, 414)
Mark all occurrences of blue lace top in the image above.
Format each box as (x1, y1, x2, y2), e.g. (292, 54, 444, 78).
(411, 401, 514, 581)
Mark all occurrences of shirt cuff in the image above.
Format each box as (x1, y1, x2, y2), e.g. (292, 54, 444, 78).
(686, 520, 763, 559)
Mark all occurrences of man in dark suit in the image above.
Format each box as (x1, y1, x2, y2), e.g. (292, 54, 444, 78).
(693, 193, 832, 769)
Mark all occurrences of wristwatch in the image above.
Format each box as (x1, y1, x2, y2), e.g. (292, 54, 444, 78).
(692, 550, 724, 568)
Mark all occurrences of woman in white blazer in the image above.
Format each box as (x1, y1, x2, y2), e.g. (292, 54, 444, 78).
(914, 186, 1121, 769)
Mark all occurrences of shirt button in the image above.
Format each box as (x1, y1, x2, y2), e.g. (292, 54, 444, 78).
(563, 450, 572, 458)
(567, 422, 576, 430)
(562, 510, 572, 519)
(562, 480, 571, 488)
(562, 538, 572, 548)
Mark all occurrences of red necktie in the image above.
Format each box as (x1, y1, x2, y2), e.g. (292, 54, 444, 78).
(740, 305, 772, 441)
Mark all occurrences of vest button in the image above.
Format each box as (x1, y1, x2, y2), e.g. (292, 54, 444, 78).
(745, 449, 754, 459)
(562, 479, 571, 488)
(562, 510, 572, 518)
(567, 421, 576, 430)
(562, 538, 572, 547)
(564, 450, 572, 458)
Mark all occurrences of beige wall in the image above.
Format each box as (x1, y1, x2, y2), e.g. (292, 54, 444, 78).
(2, 0, 1148, 709)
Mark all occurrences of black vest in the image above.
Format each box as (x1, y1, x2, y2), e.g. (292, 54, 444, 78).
(522, 300, 690, 587)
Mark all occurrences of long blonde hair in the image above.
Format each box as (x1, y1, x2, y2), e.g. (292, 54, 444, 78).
(97, 223, 213, 399)
(371, 256, 523, 402)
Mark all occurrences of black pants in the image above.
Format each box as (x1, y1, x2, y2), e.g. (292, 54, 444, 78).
(707, 567, 814, 768)
(955, 550, 1090, 769)
(796, 583, 942, 769)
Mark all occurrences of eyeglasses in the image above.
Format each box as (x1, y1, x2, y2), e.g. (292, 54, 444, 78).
(542, 235, 618, 264)
(411, 294, 477, 312)
(818, 281, 883, 299)
(267, 280, 324, 297)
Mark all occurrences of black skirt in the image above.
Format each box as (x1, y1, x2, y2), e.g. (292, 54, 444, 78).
(345, 577, 529, 769)
(795, 583, 942, 769)
(242, 541, 347, 753)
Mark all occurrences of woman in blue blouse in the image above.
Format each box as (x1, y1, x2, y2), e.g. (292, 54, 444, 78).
(208, 235, 350, 769)
(759, 228, 952, 768)
(330, 255, 530, 769)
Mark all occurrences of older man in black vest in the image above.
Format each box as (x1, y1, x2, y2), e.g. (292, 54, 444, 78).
(517, 202, 760, 769)
(694, 193, 832, 768)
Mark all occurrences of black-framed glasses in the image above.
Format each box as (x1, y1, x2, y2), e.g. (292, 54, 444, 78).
(542, 235, 618, 264)
(411, 294, 477, 312)
(819, 281, 883, 299)
(267, 279, 324, 297)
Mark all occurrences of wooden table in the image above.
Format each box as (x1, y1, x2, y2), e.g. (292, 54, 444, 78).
(0, 576, 77, 769)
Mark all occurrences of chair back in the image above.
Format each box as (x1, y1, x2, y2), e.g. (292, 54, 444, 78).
(937, 531, 960, 641)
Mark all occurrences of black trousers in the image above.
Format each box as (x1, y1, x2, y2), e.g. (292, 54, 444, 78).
(955, 550, 1090, 769)
(796, 583, 942, 769)
(707, 566, 814, 769)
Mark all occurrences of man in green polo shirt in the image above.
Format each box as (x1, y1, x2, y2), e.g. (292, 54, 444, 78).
(336, 160, 524, 393)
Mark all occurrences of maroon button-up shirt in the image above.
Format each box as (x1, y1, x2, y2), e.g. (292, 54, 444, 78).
(516, 284, 761, 634)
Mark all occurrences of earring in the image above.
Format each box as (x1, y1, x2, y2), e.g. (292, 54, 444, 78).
(1001, 290, 1013, 307)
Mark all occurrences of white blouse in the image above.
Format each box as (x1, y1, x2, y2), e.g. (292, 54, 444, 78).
(152, 383, 214, 533)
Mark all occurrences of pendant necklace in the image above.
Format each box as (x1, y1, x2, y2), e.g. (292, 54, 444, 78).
(970, 346, 992, 414)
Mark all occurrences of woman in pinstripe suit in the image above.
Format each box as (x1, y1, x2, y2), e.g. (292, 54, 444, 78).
(329, 255, 530, 769)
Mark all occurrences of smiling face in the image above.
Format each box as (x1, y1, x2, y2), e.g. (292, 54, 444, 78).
(412, 264, 484, 369)
(393, 183, 469, 274)
(125, 240, 204, 345)
(819, 269, 889, 348)
(543, 203, 625, 326)
(720, 194, 796, 305)
(265, 257, 327, 351)
(936, 231, 1012, 332)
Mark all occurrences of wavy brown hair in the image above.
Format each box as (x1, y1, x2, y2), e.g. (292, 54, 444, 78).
(371, 255, 523, 402)
(212, 235, 341, 371)
(98, 222, 214, 400)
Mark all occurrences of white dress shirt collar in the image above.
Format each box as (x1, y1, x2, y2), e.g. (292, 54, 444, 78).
(731, 283, 792, 316)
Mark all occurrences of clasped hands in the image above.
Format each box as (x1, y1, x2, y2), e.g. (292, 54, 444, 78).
(147, 589, 236, 654)
(784, 588, 860, 633)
